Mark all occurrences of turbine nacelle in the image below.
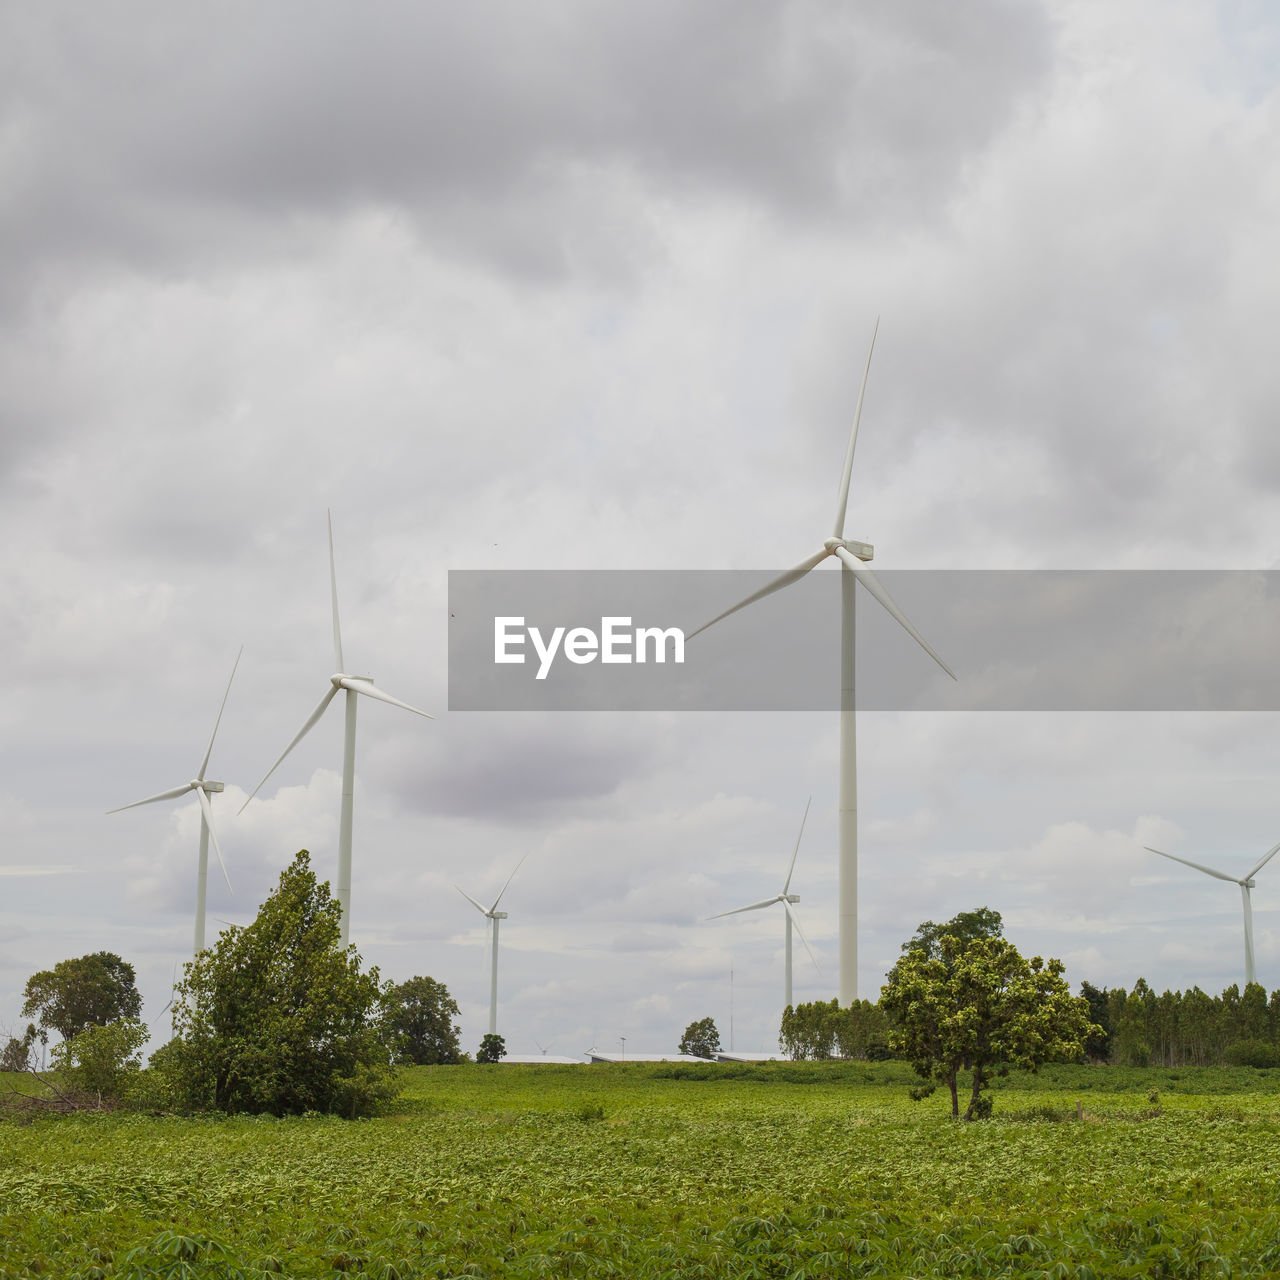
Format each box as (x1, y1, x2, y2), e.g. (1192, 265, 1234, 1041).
(334, 673, 374, 689)
(197, 780, 225, 794)
(823, 536, 874, 561)
(489, 909, 509, 921)
(784, 893, 800, 904)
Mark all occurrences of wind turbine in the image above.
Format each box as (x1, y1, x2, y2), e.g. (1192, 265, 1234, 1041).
(1146, 841, 1280, 987)
(109, 648, 241, 957)
(241, 513, 433, 945)
(709, 798, 821, 1011)
(456, 854, 527, 1037)
(690, 320, 955, 1002)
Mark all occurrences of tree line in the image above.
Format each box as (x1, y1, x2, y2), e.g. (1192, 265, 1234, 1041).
(2, 851, 472, 1117)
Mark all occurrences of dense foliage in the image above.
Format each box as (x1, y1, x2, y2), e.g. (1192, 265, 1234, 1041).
(1090, 978, 1280, 1067)
(881, 933, 1096, 1118)
(888, 906, 1005, 979)
(780, 998, 889, 1059)
(678, 1016, 720, 1058)
(49, 1018, 148, 1104)
(20, 951, 141, 1042)
(158, 851, 396, 1117)
(477, 1033, 506, 1064)
(380, 975, 462, 1065)
(6, 1062, 1280, 1277)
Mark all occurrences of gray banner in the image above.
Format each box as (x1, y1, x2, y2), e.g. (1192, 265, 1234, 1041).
(447, 570, 1280, 711)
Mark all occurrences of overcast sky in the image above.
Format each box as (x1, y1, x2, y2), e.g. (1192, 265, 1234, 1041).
(5, 0, 1280, 1059)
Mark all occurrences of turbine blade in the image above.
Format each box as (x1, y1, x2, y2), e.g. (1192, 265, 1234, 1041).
(1146, 846, 1239, 884)
(194, 786, 233, 895)
(238, 686, 339, 812)
(346, 678, 435, 719)
(455, 885, 489, 915)
(1246, 840, 1280, 880)
(687, 549, 831, 640)
(198, 646, 243, 781)
(491, 853, 528, 912)
(329, 510, 344, 672)
(784, 899, 822, 976)
(831, 316, 880, 538)
(782, 796, 812, 895)
(833, 546, 956, 679)
(107, 783, 195, 814)
(708, 897, 779, 919)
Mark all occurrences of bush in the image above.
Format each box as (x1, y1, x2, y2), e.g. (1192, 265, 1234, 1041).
(1224, 1039, 1279, 1068)
(51, 1018, 148, 1105)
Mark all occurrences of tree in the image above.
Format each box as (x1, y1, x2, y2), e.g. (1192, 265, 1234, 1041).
(887, 907, 1004, 982)
(477, 1033, 506, 1063)
(881, 931, 1097, 1120)
(51, 1018, 148, 1104)
(780, 999, 890, 1060)
(21, 952, 142, 1042)
(1079, 982, 1111, 1061)
(1, 1029, 34, 1073)
(158, 851, 397, 1117)
(679, 1017, 720, 1058)
(381, 976, 462, 1065)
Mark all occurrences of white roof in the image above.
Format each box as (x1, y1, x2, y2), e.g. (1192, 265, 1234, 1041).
(498, 1055, 585, 1064)
(587, 1052, 712, 1063)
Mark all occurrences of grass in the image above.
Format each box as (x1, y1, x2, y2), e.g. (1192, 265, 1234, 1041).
(3, 1061, 1280, 1276)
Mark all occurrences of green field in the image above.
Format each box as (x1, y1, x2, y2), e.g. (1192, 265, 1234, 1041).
(4, 1061, 1280, 1278)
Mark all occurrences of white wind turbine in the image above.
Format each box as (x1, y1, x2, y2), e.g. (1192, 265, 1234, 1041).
(241, 513, 433, 945)
(709, 799, 821, 1011)
(690, 321, 955, 1002)
(1146, 840, 1280, 987)
(109, 649, 241, 957)
(456, 854, 527, 1037)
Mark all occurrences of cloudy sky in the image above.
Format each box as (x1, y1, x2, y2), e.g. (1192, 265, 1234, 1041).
(4, 0, 1280, 1059)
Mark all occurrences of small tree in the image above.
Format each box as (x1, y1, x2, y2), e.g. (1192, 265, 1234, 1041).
(22, 952, 142, 1042)
(477, 1033, 506, 1063)
(881, 932, 1097, 1120)
(51, 1018, 148, 1105)
(1, 1030, 34, 1073)
(381, 976, 462, 1065)
(679, 1017, 720, 1058)
(159, 851, 396, 1116)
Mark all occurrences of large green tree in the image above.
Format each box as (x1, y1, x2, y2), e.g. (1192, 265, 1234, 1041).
(159, 851, 396, 1117)
(881, 931, 1096, 1120)
(381, 976, 462, 1065)
(22, 952, 142, 1042)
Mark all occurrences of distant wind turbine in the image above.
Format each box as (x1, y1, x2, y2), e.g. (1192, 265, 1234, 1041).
(1147, 841, 1280, 986)
(109, 648, 241, 957)
(456, 854, 527, 1036)
(690, 320, 955, 1002)
(241, 513, 433, 945)
(709, 798, 821, 1011)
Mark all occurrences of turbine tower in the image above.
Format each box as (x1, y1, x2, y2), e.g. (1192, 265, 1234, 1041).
(1146, 841, 1280, 987)
(457, 855, 527, 1036)
(691, 321, 955, 1002)
(241, 513, 433, 945)
(709, 799, 820, 1011)
(109, 648, 241, 957)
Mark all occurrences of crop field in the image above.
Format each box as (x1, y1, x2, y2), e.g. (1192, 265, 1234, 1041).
(5, 1061, 1280, 1278)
